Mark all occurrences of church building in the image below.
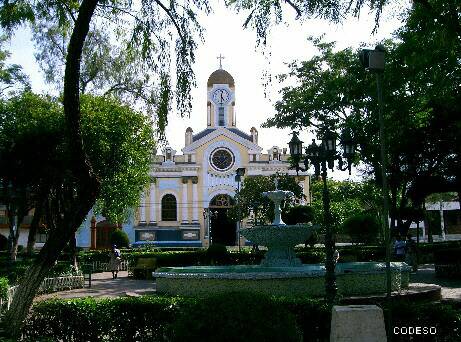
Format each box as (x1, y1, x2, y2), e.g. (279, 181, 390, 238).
(76, 67, 311, 248)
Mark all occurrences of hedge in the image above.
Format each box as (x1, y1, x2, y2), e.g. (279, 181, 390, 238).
(0, 260, 78, 285)
(0, 277, 8, 301)
(23, 296, 187, 342)
(23, 294, 328, 342)
(434, 248, 461, 279)
(384, 300, 461, 342)
(171, 292, 303, 342)
(22, 294, 461, 342)
(74, 241, 461, 274)
(78, 249, 264, 268)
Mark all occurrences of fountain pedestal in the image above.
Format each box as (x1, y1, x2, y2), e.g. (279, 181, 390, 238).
(240, 187, 317, 267)
(240, 224, 314, 267)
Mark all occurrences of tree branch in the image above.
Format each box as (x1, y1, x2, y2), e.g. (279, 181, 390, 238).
(284, 0, 301, 18)
(153, 0, 185, 43)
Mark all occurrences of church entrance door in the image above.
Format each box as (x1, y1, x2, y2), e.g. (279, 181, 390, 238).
(95, 220, 117, 249)
(209, 194, 236, 246)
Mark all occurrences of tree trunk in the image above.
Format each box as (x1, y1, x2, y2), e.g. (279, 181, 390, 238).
(7, 210, 26, 262)
(26, 203, 43, 256)
(423, 200, 433, 243)
(69, 233, 78, 269)
(4, 0, 100, 338)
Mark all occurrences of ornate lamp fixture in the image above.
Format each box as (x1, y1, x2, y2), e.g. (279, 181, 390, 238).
(288, 126, 356, 304)
(289, 127, 356, 177)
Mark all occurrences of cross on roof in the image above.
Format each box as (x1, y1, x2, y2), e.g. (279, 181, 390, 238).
(217, 54, 225, 69)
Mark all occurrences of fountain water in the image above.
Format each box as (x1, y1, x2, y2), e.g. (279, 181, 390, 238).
(154, 179, 411, 297)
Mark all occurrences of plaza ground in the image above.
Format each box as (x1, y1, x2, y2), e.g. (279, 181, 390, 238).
(35, 265, 461, 303)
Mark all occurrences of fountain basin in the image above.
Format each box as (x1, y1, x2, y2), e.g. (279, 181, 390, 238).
(240, 224, 318, 266)
(154, 262, 411, 297)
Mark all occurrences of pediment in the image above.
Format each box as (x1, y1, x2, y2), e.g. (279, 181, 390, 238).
(182, 127, 262, 153)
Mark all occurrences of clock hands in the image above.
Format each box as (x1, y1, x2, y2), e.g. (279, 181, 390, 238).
(213, 89, 229, 105)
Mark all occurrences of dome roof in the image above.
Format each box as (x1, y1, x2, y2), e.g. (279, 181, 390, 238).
(207, 69, 235, 87)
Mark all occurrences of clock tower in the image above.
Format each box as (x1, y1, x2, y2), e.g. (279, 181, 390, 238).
(207, 68, 236, 127)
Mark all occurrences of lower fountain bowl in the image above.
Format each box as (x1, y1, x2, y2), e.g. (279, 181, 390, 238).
(154, 262, 411, 297)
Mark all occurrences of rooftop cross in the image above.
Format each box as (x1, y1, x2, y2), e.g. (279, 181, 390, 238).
(217, 54, 225, 69)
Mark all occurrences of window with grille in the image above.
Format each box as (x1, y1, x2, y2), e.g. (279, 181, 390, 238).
(161, 194, 177, 221)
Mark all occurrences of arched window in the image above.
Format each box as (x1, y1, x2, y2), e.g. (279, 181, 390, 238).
(161, 194, 177, 221)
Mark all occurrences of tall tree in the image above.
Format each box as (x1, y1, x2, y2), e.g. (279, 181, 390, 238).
(0, 35, 30, 97)
(0, 0, 207, 336)
(310, 179, 381, 235)
(0, 92, 63, 261)
(263, 27, 460, 236)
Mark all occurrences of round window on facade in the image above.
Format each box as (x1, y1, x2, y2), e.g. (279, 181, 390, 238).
(210, 148, 235, 171)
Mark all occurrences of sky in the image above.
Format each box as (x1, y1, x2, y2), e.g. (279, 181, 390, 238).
(6, 1, 408, 180)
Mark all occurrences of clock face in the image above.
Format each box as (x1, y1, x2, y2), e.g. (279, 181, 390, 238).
(210, 148, 234, 171)
(212, 88, 231, 105)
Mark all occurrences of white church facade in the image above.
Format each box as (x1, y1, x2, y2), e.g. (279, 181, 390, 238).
(76, 68, 311, 248)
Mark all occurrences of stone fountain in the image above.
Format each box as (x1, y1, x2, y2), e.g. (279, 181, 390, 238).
(153, 178, 411, 297)
(239, 179, 315, 267)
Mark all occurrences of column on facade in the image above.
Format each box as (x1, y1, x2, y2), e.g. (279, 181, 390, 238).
(149, 181, 156, 224)
(181, 177, 189, 224)
(192, 177, 199, 223)
(139, 191, 146, 223)
(207, 103, 211, 126)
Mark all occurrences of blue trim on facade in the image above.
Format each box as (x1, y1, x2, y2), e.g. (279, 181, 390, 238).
(132, 240, 203, 247)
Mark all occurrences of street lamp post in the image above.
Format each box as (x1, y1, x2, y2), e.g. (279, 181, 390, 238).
(359, 45, 392, 299)
(235, 167, 246, 251)
(289, 128, 355, 304)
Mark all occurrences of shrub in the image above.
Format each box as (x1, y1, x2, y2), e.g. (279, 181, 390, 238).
(434, 248, 461, 279)
(171, 292, 302, 342)
(383, 301, 461, 342)
(342, 213, 380, 244)
(0, 276, 8, 301)
(305, 231, 319, 247)
(0, 234, 7, 251)
(21, 295, 461, 342)
(110, 229, 130, 248)
(205, 243, 229, 265)
(283, 205, 314, 225)
(23, 296, 189, 342)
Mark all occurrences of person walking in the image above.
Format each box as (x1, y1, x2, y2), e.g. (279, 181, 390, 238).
(109, 244, 121, 279)
(405, 234, 418, 272)
(393, 235, 406, 262)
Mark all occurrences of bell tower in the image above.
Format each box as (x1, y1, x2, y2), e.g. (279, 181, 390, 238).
(207, 63, 236, 128)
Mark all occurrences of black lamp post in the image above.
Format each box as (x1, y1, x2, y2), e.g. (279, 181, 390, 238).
(360, 45, 392, 299)
(289, 127, 355, 304)
(235, 167, 246, 251)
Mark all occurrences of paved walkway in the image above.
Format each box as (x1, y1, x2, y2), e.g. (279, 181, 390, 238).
(410, 264, 461, 302)
(35, 265, 461, 302)
(35, 271, 156, 302)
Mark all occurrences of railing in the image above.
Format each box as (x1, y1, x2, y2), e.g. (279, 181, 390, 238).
(84, 260, 129, 272)
(0, 275, 84, 314)
(38, 275, 84, 294)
